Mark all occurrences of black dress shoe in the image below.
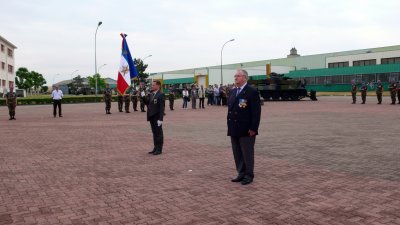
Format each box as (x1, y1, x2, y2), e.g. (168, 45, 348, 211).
(231, 175, 245, 182)
(153, 151, 162, 155)
(241, 176, 253, 185)
(148, 150, 156, 154)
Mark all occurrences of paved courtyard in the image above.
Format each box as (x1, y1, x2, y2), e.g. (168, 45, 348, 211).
(1, 96, 399, 225)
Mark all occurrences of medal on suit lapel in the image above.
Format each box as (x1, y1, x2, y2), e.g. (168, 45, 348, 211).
(154, 99, 157, 104)
(238, 98, 247, 108)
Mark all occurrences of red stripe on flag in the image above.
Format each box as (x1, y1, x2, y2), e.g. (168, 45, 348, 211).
(117, 72, 129, 95)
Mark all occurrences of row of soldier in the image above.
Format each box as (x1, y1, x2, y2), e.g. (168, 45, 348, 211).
(351, 80, 400, 104)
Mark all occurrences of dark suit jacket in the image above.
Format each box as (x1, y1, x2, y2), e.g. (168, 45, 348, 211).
(227, 84, 261, 137)
(147, 91, 165, 121)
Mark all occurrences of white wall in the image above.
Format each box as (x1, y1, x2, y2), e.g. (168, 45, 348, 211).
(326, 50, 400, 67)
(0, 39, 16, 91)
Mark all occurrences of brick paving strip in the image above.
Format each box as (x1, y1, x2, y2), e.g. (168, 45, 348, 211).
(0, 96, 399, 225)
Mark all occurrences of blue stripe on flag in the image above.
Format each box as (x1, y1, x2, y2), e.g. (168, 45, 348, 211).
(122, 37, 138, 79)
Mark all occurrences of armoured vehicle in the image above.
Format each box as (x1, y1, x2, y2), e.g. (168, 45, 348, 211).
(248, 73, 309, 101)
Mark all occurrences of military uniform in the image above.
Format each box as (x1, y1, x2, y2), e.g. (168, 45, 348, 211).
(397, 82, 400, 104)
(375, 83, 383, 104)
(117, 93, 124, 112)
(168, 86, 175, 110)
(103, 88, 112, 114)
(5, 91, 17, 120)
(124, 88, 131, 113)
(389, 82, 397, 105)
(351, 84, 357, 104)
(360, 84, 367, 104)
(131, 89, 139, 111)
(139, 88, 146, 112)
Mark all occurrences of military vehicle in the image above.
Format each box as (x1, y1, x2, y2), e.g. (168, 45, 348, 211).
(248, 72, 309, 101)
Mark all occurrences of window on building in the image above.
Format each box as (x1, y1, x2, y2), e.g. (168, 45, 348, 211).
(331, 75, 343, 84)
(7, 48, 13, 57)
(2, 80, 5, 87)
(1, 62, 5, 70)
(1, 44, 4, 52)
(328, 62, 349, 68)
(9, 81, 14, 88)
(353, 59, 376, 67)
(381, 57, 400, 64)
(316, 76, 326, 85)
(343, 75, 357, 84)
(8, 65, 13, 73)
(389, 72, 400, 82)
(304, 77, 316, 85)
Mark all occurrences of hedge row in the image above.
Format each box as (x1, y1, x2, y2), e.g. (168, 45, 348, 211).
(0, 96, 119, 106)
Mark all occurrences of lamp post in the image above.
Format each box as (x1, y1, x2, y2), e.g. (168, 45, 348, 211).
(142, 54, 152, 61)
(98, 64, 107, 73)
(70, 69, 79, 81)
(95, 21, 102, 96)
(53, 73, 60, 86)
(220, 39, 235, 85)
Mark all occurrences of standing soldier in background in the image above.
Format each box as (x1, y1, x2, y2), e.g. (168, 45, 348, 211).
(397, 82, 400, 104)
(139, 87, 146, 112)
(124, 87, 131, 113)
(389, 81, 397, 105)
(168, 85, 175, 110)
(351, 80, 357, 104)
(131, 86, 139, 112)
(375, 80, 383, 104)
(103, 84, 112, 114)
(117, 92, 124, 112)
(360, 82, 368, 104)
(4, 85, 17, 120)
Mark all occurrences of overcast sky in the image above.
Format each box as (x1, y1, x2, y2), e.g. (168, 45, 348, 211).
(1, 0, 400, 84)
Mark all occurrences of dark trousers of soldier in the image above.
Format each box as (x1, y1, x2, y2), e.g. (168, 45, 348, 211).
(118, 96, 123, 112)
(231, 136, 255, 179)
(169, 98, 174, 110)
(398, 91, 400, 104)
(199, 97, 205, 108)
(192, 97, 197, 109)
(351, 93, 356, 104)
(124, 96, 130, 113)
(376, 93, 382, 104)
(391, 92, 396, 104)
(149, 117, 163, 153)
(361, 92, 366, 104)
(8, 103, 16, 119)
(105, 100, 111, 113)
(131, 97, 138, 111)
(140, 99, 146, 112)
(53, 100, 62, 117)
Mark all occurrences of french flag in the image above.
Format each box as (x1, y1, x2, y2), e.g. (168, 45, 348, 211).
(117, 33, 138, 95)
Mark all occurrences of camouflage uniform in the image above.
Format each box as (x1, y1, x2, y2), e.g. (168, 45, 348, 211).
(168, 86, 175, 110)
(117, 93, 124, 112)
(103, 88, 112, 114)
(389, 82, 397, 105)
(360, 83, 367, 104)
(124, 88, 131, 113)
(397, 82, 400, 104)
(139, 88, 146, 112)
(131, 89, 139, 111)
(5, 91, 17, 120)
(351, 84, 357, 104)
(375, 83, 383, 104)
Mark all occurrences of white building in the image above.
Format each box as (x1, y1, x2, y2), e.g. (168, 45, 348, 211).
(0, 35, 17, 93)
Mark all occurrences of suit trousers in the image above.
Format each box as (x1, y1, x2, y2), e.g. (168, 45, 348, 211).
(231, 136, 255, 178)
(149, 117, 164, 152)
(53, 100, 62, 116)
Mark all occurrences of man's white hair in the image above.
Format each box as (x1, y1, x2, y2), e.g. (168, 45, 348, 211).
(237, 69, 249, 80)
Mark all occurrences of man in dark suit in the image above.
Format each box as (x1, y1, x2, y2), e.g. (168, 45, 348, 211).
(147, 80, 165, 155)
(227, 69, 261, 185)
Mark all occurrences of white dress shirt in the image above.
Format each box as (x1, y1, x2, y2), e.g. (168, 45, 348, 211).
(51, 90, 63, 100)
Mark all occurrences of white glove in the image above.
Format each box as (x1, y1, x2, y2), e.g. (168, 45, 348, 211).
(157, 120, 163, 127)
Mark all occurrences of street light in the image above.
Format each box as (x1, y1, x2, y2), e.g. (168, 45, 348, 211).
(220, 38, 235, 85)
(95, 21, 102, 96)
(53, 73, 60, 85)
(98, 64, 107, 73)
(142, 54, 152, 61)
(70, 69, 79, 81)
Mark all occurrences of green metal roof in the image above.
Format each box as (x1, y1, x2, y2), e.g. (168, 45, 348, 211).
(287, 64, 400, 78)
(163, 77, 194, 84)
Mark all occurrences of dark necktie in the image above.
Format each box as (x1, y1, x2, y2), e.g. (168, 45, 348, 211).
(236, 87, 241, 97)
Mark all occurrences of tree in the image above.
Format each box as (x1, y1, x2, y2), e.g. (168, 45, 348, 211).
(41, 86, 49, 93)
(87, 74, 106, 91)
(31, 71, 46, 94)
(15, 67, 33, 91)
(68, 75, 84, 94)
(133, 58, 149, 84)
